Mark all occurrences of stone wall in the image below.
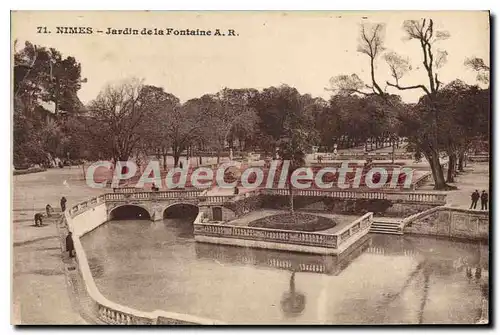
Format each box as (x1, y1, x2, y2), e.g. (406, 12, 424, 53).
(224, 195, 263, 217)
(70, 203, 107, 237)
(403, 207, 489, 240)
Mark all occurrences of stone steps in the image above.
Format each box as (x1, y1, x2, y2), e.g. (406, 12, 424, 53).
(370, 218, 403, 235)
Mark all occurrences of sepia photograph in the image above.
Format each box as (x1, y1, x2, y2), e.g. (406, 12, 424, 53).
(11, 10, 490, 325)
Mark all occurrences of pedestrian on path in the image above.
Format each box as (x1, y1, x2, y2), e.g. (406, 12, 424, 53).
(66, 231, 75, 258)
(34, 212, 43, 226)
(481, 190, 489, 210)
(60, 196, 67, 212)
(470, 190, 480, 209)
(45, 204, 53, 217)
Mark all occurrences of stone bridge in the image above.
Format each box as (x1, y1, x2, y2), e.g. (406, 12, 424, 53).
(84, 187, 448, 223)
(103, 189, 232, 222)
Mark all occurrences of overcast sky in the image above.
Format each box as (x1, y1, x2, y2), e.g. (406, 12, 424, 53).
(12, 11, 490, 104)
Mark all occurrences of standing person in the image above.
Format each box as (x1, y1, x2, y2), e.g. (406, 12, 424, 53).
(60, 196, 67, 212)
(470, 190, 480, 209)
(45, 204, 53, 217)
(34, 213, 43, 226)
(66, 231, 75, 258)
(481, 190, 489, 210)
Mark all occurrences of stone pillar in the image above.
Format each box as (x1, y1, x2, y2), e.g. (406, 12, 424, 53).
(151, 203, 164, 222)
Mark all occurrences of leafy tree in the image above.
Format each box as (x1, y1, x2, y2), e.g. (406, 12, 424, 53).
(432, 81, 489, 181)
(13, 41, 85, 168)
(464, 57, 490, 85)
(138, 85, 180, 170)
(86, 78, 155, 169)
(252, 85, 314, 213)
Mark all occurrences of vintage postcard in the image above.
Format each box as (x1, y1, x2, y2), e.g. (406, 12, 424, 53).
(11, 10, 490, 325)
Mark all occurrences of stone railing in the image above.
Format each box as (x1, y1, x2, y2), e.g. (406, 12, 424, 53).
(68, 195, 107, 218)
(65, 199, 224, 325)
(260, 188, 447, 205)
(334, 213, 373, 249)
(200, 195, 229, 203)
(104, 190, 205, 202)
(315, 152, 414, 161)
(410, 171, 432, 190)
(469, 155, 489, 162)
(194, 212, 373, 254)
(103, 185, 447, 207)
(194, 223, 338, 248)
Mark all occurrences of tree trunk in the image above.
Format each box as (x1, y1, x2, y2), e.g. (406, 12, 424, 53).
(217, 152, 221, 165)
(422, 147, 453, 190)
(288, 174, 294, 214)
(391, 139, 395, 164)
(162, 154, 167, 171)
(447, 152, 456, 183)
(458, 150, 465, 171)
(173, 152, 180, 168)
(186, 146, 191, 165)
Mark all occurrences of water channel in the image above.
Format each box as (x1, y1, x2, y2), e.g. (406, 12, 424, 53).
(81, 217, 488, 324)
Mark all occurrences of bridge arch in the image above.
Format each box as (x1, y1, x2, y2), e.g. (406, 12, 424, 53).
(163, 202, 199, 220)
(109, 204, 152, 221)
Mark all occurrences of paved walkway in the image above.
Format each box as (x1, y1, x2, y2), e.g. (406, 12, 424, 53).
(417, 162, 490, 209)
(12, 167, 106, 324)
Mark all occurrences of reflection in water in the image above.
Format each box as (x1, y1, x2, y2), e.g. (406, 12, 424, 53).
(81, 218, 489, 324)
(194, 234, 372, 275)
(281, 272, 306, 317)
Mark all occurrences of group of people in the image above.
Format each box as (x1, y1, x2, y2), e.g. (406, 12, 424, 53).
(470, 190, 489, 210)
(31, 196, 75, 258)
(33, 196, 66, 226)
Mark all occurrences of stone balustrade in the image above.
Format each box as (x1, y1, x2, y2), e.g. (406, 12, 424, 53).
(200, 195, 229, 203)
(334, 213, 373, 247)
(316, 152, 414, 161)
(194, 223, 339, 248)
(193, 212, 373, 254)
(261, 188, 446, 205)
(103, 187, 447, 210)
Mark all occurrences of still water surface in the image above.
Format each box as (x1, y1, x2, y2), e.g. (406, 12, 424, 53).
(81, 218, 488, 324)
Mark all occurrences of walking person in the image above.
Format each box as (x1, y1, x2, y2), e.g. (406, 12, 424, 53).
(66, 231, 75, 258)
(470, 190, 480, 209)
(481, 190, 488, 210)
(60, 196, 67, 212)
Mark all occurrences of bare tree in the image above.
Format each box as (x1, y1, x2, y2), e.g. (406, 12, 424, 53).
(386, 19, 449, 95)
(327, 23, 386, 96)
(385, 18, 454, 190)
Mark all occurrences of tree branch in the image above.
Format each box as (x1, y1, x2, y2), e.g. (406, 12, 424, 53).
(386, 80, 431, 95)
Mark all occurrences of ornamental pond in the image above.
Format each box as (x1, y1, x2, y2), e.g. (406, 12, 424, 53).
(81, 216, 488, 325)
